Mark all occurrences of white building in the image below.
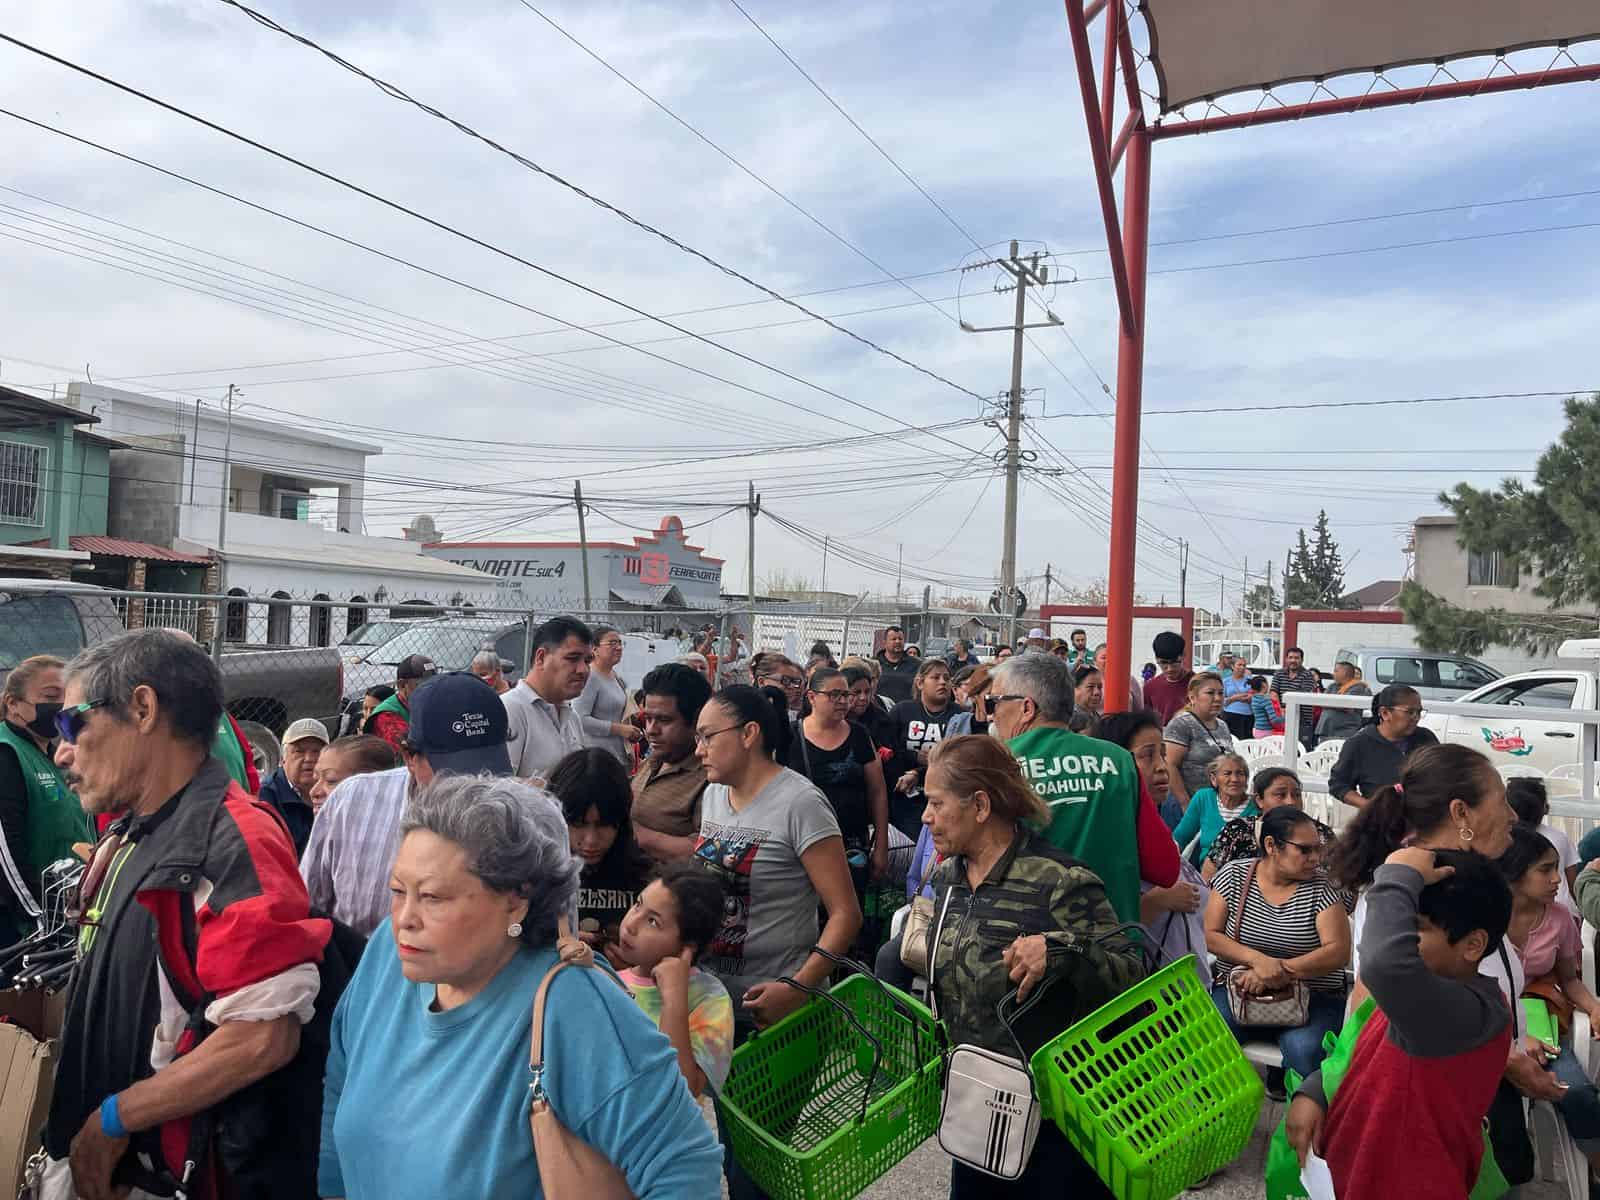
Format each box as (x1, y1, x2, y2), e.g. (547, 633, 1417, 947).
(67, 382, 500, 645)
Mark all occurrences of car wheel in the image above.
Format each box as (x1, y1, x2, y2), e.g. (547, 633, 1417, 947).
(237, 720, 282, 778)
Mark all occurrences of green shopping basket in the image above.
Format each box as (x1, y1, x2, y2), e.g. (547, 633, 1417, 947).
(716, 948, 945, 1200)
(1030, 954, 1263, 1200)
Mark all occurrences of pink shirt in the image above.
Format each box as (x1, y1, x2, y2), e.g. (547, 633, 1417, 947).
(1520, 901, 1579, 980)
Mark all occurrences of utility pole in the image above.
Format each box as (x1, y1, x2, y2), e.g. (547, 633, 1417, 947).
(574, 481, 592, 615)
(821, 536, 829, 593)
(1178, 539, 1189, 608)
(747, 482, 760, 638)
(1266, 559, 1274, 620)
(188, 396, 201, 503)
(212, 384, 237, 660)
(894, 543, 903, 608)
(960, 240, 1062, 647)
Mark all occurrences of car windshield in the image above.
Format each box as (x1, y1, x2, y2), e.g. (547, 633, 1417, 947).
(367, 624, 503, 670)
(340, 620, 411, 648)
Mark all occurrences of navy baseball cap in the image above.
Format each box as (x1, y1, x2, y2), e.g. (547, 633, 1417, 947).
(403, 672, 512, 776)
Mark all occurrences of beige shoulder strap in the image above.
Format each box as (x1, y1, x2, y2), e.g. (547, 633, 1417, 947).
(529, 916, 631, 1073)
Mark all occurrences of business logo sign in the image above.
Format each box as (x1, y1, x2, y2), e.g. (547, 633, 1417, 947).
(1479, 726, 1532, 756)
(624, 551, 671, 585)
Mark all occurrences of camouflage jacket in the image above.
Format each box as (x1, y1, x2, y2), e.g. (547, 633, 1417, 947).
(925, 828, 1145, 1056)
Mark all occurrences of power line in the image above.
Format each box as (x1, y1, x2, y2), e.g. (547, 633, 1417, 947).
(512, 0, 961, 330)
(0, 91, 930, 449)
(723, 0, 987, 251)
(1052, 184, 1600, 257)
(205, 2, 986, 404)
(1036, 390, 1591, 419)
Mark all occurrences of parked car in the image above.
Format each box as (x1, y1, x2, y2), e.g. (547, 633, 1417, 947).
(337, 616, 428, 666)
(0, 581, 343, 736)
(1420, 640, 1600, 779)
(342, 616, 528, 701)
(1332, 646, 1499, 702)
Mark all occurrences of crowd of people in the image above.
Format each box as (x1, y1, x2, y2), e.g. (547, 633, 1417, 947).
(7, 617, 1600, 1199)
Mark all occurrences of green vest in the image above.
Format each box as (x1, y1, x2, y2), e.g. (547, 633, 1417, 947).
(211, 716, 252, 790)
(363, 692, 409, 734)
(1008, 724, 1143, 923)
(0, 722, 91, 911)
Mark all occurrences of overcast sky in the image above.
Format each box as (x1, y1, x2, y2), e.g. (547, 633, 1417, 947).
(4, 2, 1598, 608)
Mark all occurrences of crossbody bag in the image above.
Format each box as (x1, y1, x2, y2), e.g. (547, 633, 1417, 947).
(929, 885, 1042, 1180)
(1224, 861, 1310, 1028)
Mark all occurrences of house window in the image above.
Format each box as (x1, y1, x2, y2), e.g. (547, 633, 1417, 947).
(1467, 550, 1512, 588)
(346, 597, 367, 638)
(267, 592, 293, 645)
(225, 588, 249, 642)
(0, 439, 47, 527)
(311, 594, 332, 647)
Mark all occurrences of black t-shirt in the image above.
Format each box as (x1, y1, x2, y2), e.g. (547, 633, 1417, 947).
(576, 848, 648, 946)
(785, 721, 878, 846)
(875, 653, 920, 704)
(1327, 723, 1441, 801)
(889, 700, 959, 792)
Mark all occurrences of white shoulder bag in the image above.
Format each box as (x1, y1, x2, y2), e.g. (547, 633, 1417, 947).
(930, 884, 1042, 1181)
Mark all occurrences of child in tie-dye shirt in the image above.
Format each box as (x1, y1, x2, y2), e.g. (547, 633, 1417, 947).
(615, 862, 734, 1097)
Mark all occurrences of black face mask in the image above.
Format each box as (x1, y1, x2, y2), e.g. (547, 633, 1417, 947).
(26, 702, 62, 740)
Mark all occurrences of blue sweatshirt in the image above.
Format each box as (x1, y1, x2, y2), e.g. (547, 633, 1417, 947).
(319, 921, 722, 1199)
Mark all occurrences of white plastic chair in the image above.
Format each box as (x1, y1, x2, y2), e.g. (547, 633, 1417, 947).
(1529, 1098, 1590, 1200)
(1499, 763, 1549, 781)
(1577, 921, 1600, 1082)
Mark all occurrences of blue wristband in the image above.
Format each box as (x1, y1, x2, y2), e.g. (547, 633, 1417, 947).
(99, 1093, 127, 1139)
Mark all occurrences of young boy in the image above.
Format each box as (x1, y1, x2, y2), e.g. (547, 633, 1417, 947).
(1286, 846, 1513, 1198)
(613, 861, 734, 1102)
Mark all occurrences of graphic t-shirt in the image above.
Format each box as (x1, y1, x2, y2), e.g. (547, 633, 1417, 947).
(577, 855, 647, 947)
(1009, 725, 1142, 922)
(695, 769, 841, 1002)
(784, 721, 878, 848)
(619, 966, 735, 1092)
(888, 701, 958, 794)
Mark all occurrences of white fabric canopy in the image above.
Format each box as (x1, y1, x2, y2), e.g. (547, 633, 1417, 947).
(1143, 0, 1600, 111)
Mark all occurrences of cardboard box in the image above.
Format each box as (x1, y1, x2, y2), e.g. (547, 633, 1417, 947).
(0, 1023, 55, 1196)
(0, 987, 66, 1043)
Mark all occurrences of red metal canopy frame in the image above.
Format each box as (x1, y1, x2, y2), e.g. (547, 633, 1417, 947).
(1065, 1, 1600, 711)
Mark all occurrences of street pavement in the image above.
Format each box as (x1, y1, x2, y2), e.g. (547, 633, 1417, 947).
(731, 1095, 1577, 1198)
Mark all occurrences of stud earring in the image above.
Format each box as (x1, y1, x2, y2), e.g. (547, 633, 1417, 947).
(507, 921, 524, 939)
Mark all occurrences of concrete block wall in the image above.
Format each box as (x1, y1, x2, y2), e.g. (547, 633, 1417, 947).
(108, 438, 184, 546)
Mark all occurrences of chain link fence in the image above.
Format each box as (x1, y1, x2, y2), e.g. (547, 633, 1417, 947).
(0, 581, 1004, 762)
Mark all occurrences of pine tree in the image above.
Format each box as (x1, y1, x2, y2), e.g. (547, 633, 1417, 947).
(1283, 511, 1353, 609)
(1401, 393, 1600, 653)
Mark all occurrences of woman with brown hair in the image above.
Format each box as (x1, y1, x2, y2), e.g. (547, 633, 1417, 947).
(0, 654, 90, 940)
(921, 734, 1143, 1197)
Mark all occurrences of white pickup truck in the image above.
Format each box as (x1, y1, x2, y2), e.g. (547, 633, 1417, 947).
(1420, 638, 1600, 779)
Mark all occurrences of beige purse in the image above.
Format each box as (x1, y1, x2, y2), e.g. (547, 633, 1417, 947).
(898, 856, 941, 974)
(528, 922, 638, 1200)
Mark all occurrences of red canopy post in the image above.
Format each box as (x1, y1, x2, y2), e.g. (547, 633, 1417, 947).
(1104, 127, 1151, 712)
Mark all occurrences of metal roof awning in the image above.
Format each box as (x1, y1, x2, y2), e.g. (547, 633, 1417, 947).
(1143, 0, 1600, 111)
(70, 536, 212, 565)
(609, 583, 686, 608)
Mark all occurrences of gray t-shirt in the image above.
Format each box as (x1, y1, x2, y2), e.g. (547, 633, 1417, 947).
(1163, 710, 1235, 797)
(696, 767, 842, 1002)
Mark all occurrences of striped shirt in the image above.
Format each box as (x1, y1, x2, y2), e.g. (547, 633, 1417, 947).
(300, 766, 410, 937)
(1210, 858, 1347, 992)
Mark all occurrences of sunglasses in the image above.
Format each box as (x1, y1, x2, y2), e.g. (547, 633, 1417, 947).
(54, 698, 113, 744)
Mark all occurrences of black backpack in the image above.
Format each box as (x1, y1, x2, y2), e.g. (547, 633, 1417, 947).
(137, 906, 365, 1200)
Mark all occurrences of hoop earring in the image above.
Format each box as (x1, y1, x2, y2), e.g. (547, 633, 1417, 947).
(507, 921, 524, 939)
(1458, 827, 1473, 845)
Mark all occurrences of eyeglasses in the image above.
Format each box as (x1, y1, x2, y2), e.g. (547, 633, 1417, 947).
(1386, 706, 1425, 718)
(54, 698, 113, 744)
(761, 675, 804, 691)
(694, 725, 743, 747)
(598, 638, 624, 649)
(1156, 658, 1180, 667)
(813, 690, 851, 702)
(988, 693, 1028, 707)
(1282, 839, 1323, 856)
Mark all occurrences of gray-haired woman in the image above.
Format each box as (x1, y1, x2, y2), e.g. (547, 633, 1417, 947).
(319, 773, 721, 1199)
